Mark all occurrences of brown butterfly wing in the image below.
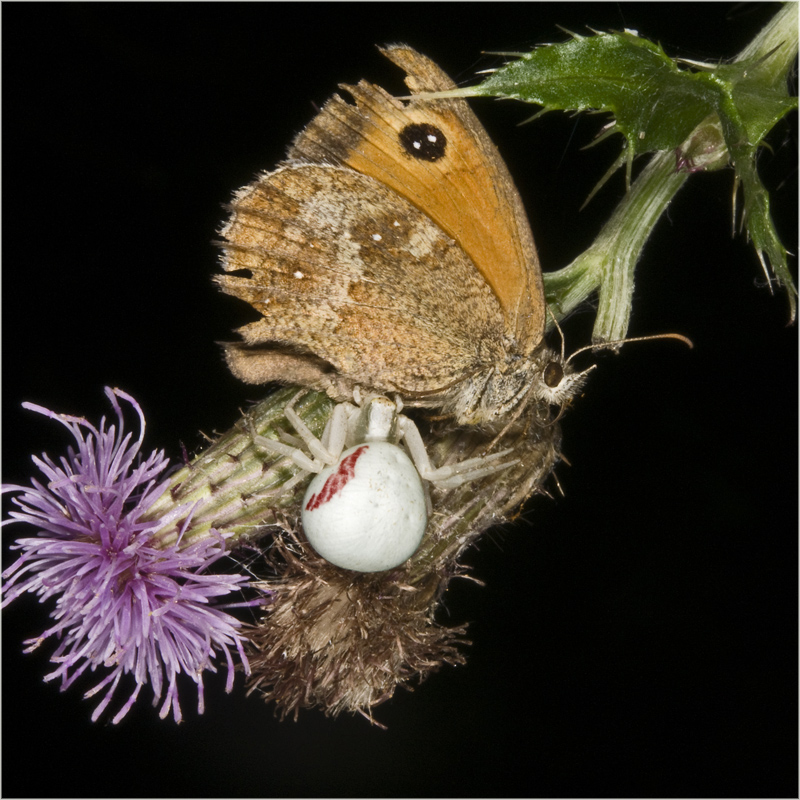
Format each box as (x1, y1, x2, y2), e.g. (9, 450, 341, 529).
(218, 163, 508, 394)
(288, 45, 544, 353)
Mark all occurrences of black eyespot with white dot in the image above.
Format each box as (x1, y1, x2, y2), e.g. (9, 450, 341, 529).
(399, 123, 447, 161)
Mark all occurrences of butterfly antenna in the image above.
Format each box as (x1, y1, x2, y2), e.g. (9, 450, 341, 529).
(546, 306, 568, 364)
(565, 332, 693, 368)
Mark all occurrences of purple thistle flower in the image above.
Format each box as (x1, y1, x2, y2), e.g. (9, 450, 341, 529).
(2, 387, 252, 724)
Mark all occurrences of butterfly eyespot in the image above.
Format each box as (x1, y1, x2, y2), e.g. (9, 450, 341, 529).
(543, 361, 564, 388)
(399, 122, 447, 161)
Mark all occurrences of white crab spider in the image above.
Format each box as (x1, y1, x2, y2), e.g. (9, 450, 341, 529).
(252, 390, 518, 573)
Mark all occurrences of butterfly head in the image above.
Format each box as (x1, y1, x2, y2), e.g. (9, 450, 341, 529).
(443, 345, 590, 427)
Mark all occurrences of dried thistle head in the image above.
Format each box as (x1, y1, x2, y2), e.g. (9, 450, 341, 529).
(245, 529, 468, 722)
(243, 394, 563, 721)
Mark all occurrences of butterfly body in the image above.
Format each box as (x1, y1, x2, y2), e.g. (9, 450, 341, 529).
(217, 46, 585, 425)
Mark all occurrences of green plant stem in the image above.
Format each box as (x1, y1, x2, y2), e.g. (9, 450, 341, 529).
(544, 4, 797, 341)
(737, 2, 798, 67)
(545, 148, 688, 341)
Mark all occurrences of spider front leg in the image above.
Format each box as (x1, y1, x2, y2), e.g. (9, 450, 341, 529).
(397, 415, 519, 489)
(250, 391, 351, 473)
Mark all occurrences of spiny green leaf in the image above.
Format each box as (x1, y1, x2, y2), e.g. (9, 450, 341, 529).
(437, 20, 797, 320)
(462, 31, 719, 159)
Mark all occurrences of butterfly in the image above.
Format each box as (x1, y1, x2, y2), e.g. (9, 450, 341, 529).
(216, 45, 586, 426)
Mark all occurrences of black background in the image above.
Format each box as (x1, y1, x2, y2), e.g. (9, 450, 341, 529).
(3, 3, 797, 798)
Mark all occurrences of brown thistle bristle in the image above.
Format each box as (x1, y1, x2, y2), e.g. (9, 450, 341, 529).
(245, 530, 468, 721)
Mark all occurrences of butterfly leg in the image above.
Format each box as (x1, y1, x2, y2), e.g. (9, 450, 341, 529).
(397, 415, 518, 489)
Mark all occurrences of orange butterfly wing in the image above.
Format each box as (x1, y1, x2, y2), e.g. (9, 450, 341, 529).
(288, 45, 545, 354)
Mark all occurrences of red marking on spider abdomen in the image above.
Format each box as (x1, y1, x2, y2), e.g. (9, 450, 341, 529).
(305, 445, 369, 511)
